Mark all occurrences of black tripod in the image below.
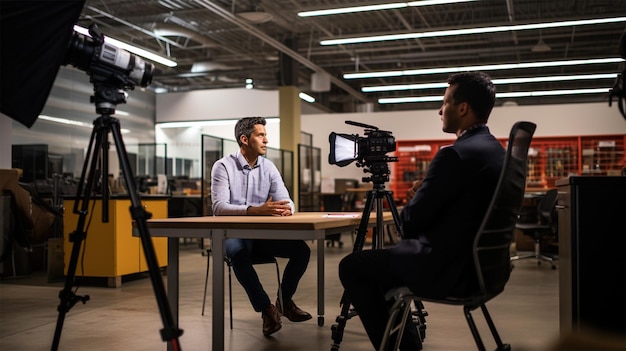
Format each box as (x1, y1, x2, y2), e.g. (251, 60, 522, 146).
(330, 162, 403, 351)
(51, 84, 183, 350)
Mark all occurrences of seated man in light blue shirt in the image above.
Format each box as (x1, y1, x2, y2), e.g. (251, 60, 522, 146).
(211, 116, 312, 337)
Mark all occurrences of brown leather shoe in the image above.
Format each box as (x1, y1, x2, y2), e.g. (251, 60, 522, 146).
(276, 299, 312, 322)
(262, 304, 282, 336)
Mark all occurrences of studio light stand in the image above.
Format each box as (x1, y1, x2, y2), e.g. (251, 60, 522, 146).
(329, 161, 403, 351)
(51, 82, 182, 351)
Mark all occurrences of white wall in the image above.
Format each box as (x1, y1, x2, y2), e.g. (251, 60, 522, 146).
(156, 88, 279, 122)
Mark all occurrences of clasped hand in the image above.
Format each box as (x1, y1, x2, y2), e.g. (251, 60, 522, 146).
(246, 196, 292, 216)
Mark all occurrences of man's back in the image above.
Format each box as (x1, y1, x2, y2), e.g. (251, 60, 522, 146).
(394, 125, 505, 298)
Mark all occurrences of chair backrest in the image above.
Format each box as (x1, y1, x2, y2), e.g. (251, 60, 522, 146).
(473, 121, 536, 299)
(537, 188, 558, 225)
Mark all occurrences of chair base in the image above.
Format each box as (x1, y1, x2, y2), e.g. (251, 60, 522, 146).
(380, 287, 428, 351)
(380, 287, 513, 351)
(511, 241, 557, 269)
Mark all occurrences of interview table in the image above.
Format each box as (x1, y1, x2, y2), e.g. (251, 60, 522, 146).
(145, 211, 393, 351)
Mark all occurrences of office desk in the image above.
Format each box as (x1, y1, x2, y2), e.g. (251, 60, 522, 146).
(145, 211, 392, 351)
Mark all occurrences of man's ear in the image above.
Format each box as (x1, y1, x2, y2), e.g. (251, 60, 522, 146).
(240, 135, 248, 146)
(458, 101, 469, 117)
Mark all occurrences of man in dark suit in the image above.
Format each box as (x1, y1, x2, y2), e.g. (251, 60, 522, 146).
(338, 71, 504, 351)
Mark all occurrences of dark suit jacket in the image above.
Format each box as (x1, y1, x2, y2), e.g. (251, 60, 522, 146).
(391, 125, 505, 298)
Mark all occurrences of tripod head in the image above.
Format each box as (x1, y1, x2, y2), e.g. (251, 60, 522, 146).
(361, 160, 391, 189)
(91, 83, 127, 115)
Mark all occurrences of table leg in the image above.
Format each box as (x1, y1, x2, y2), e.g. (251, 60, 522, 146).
(167, 237, 179, 351)
(212, 230, 225, 351)
(317, 237, 325, 327)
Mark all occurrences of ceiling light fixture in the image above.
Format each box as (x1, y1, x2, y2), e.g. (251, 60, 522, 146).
(362, 73, 618, 92)
(73, 25, 177, 67)
(299, 92, 316, 103)
(531, 31, 551, 52)
(152, 23, 219, 48)
(39, 114, 130, 133)
(298, 0, 477, 17)
(237, 11, 273, 24)
(378, 87, 610, 104)
(345, 58, 625, 79)
(321, 16, 626, 45)
(191, 62, 241, 72)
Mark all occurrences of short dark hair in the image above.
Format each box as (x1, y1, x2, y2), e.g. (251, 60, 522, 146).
(234, 116, 266, 146)
(447, 72, 496, 122)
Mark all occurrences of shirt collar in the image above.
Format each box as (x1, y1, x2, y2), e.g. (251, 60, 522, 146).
(235, 150, 260, 169)
(458, 123, 486, 138)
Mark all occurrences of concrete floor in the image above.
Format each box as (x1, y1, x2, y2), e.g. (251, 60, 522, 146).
(0, 238, 561, 351)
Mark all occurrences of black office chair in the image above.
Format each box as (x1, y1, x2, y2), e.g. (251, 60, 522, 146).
(510, 188, 558, 269)
(380, 121, 536, 351)
(201, 248, 283, 329)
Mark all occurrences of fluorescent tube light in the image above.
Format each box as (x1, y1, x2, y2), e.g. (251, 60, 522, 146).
(299, 92, 316, 103)
(73, 25, 177, 67)
(345, 58, 625, 80)
(497, 88, 610, 98)
(321, 17, 626, 45)
(299, 3, 406, 17)
(378, 87, 610, 104)
(39, 114, 130, 133)
(362, 73, 618, 92)
(298, 0, 477, 17)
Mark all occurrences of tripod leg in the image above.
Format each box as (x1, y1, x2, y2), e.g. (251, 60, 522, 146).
(352, 190, 375, 252)
(384, 191, 403, 241)
(109, 119, 183, 349)
(51, 120, 106, 350)
(331, 188, 405, 351)
(330, 190, 376, 350)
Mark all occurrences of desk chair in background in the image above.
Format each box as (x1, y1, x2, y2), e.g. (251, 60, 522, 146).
(380, 121, 536, 351)
(510, 188, 558, 269)
(202, 248, 283, 329)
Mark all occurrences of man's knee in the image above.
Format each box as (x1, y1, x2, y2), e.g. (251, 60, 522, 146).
(225, 239, 249, 258)
(338, 253, 358, 284)
(298, 241, 311, 256)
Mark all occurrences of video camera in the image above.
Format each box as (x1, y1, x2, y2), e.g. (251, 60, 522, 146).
(329, 121, 398, 183)
(65, 24, 154, 91)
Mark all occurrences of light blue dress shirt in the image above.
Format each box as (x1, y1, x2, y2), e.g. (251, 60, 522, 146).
(211, 150, 295, 215)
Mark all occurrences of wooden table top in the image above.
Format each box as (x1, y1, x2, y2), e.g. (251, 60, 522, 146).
(146, 211, 392, 231)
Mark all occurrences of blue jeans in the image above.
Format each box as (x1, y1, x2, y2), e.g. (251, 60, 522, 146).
(225, 238, 311, 312)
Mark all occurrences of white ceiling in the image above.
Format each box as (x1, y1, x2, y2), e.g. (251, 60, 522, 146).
(75, 0, 626, 113)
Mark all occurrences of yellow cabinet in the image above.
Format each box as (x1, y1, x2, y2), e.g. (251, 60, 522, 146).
(63, 197, 168, 287)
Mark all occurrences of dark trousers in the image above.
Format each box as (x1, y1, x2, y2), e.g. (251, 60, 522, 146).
(339, 249, 421, 351)
(225, 238, 310, 312)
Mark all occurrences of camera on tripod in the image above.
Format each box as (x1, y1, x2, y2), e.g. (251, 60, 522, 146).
(329, 121, 398, 184)
(65, 24, 154, 90)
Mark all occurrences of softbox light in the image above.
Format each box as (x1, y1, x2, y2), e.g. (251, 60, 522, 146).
(0, 0, 86, 128)
(329, 132, 357, 167)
